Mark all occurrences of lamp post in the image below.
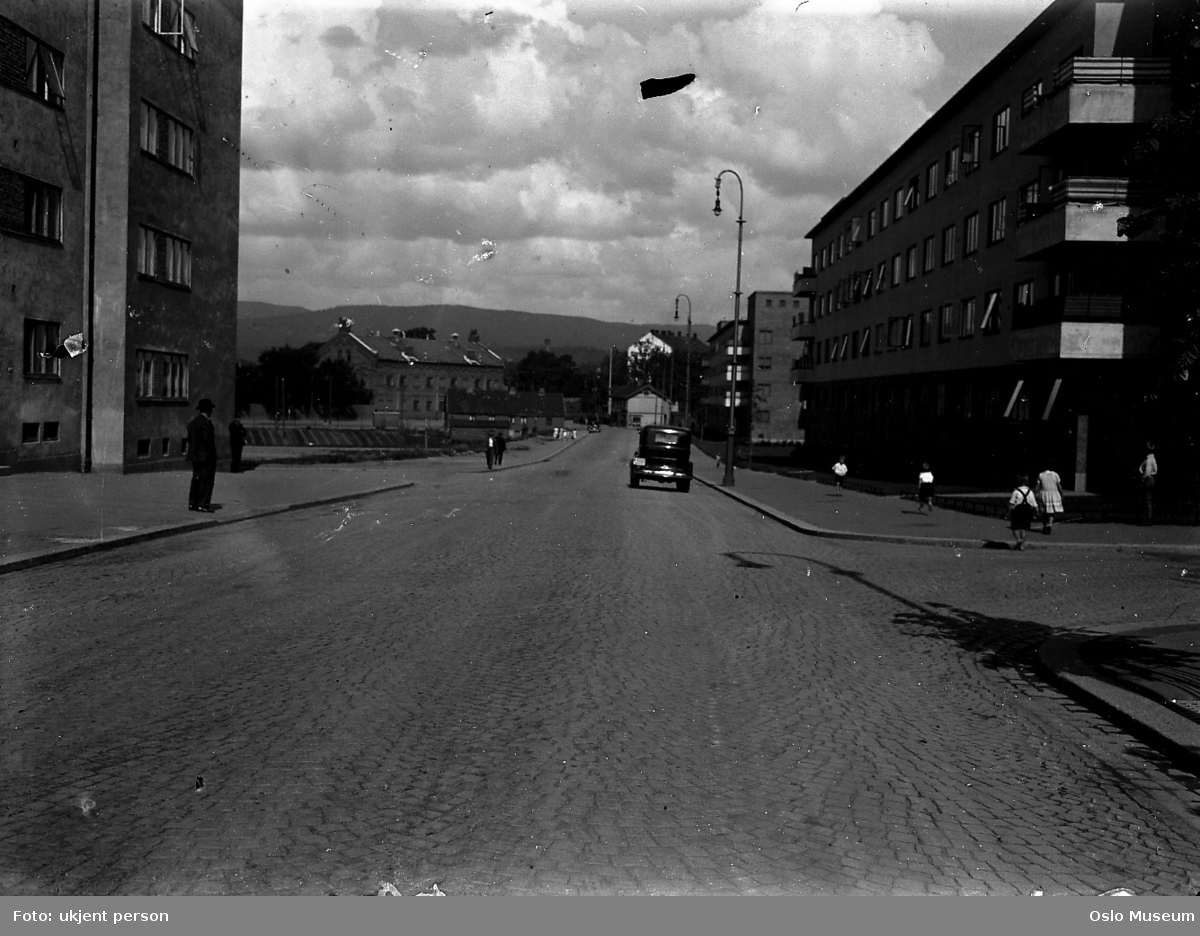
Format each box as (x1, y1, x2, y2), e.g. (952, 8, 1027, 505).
(607, 345, 616, 423)
(713, 169, 745, 487)
(674, 293, 692, 430)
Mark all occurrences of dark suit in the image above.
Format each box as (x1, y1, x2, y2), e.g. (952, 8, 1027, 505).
(187, 413, 217, 508)
(228, 419, 247, 472)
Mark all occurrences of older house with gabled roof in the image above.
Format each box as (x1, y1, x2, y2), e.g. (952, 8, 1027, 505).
(318, 319, 506, 429)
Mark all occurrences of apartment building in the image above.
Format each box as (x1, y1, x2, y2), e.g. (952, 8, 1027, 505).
(1, 0, 242, 473)
(797, 0, 1178, 491)
(319, 321, 506, 430)
(700, 290, 808, 443)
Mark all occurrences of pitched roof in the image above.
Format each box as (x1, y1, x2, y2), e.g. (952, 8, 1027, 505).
(611, 384, 669, 402)
(320, 331, 504, 367)
(446, 388, 566, 418)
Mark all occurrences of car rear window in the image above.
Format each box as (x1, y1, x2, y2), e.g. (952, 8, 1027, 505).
(648, 431, 684, 446)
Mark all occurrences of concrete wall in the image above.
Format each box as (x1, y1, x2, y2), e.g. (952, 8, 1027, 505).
(0, 1, 90, 471)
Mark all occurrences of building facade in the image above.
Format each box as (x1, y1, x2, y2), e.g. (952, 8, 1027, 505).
(797, 0, 1178, 491)
(319, 322, 506, 430)
(1, 0, 243, 473)
(745, 290, 804, 444)
(445, 388, 566, 440)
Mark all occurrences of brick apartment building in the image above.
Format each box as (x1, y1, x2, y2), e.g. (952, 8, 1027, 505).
(795, 0, 1182, 491)
(1, 0, 242, 473)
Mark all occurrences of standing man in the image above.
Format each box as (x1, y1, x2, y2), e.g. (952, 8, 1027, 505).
(494, 430, 506, 466)
(1139, 443, 1158, 525)
(485, 432, 495, 471)
(228, 415, 247, 473)
(187, 398, 218, 512)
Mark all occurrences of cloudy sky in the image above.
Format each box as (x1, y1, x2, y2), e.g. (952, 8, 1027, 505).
(237, 0, 1055, 329)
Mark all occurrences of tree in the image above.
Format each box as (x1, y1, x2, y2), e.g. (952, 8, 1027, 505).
(236, 342, 372, 419)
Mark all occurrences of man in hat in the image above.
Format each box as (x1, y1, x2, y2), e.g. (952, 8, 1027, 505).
(187, 398, 218, 512)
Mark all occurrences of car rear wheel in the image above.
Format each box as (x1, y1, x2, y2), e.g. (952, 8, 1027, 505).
(677, 480, 690, 493)
(629, 475, 640, 488)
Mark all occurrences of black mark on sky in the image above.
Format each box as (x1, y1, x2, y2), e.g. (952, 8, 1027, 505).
(640, 73, 696, 100)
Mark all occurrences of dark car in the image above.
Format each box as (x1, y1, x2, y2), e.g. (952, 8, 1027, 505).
(629, 425, 692, 493)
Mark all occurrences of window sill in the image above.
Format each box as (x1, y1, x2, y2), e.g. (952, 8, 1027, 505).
(24, 373, 62, 383)
(136, 397, 190, 405)
(0, 82, 64, 110)
(2, 228, 64, 247)
(136, 273, 192, 292)
(139, 151, 196, 180)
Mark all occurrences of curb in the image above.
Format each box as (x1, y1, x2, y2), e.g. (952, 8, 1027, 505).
(694, 476, 1200, 553)
(0, 481, 415, 577)
(1038, 631, 1200, 776)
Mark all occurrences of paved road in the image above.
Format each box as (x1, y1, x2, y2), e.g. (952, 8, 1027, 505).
(3, 430, 1200, 895)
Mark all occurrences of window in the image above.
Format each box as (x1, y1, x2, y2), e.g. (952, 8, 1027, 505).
(0, 168, 63, 242)
(960, 297, 976, 337)
(919, 309, 932, 345)
(942, 224, 956, 265)
(137, 226, 191, 286)
(992, 106, 1010, 155)
(963, 384, 973, 419)
(858, 330, 870, 358)
(758, 328, 772, 344)
(902, 315, 914, 349)
(764, 299, 773, 307)
(981, 289, 1002, 334)
(137, 438, 151, 458)
(905, 176, 920, 212)
(837, 233, 844, 259)
(988, 196, 1007, 244)
(874, 323, 884, 351)
(425, 376, 433, 388)
(861, 266, 873, 299)
(1021, 79, 1044, 115)
(21, 422, 40, 444)
(0, 18, 65, 107)
(945, 145, 960, 187)
(964, 212, 979, 254)
(892, 254, 903, 286)
(161, 437, 170, 455)
(43, 421, 60, 442)
(1015, 279, 1035, 319)
(894, 187, 904, 220)
(140, 102, 194, 175)
(24, 319, 61, 377)
(1019, 180, 1042, 222)
(926, 161, 939, 200)
(922, 236, 936, 274)
(938, 303, 956, 340)
(876, 261, 887, 293)
(962, 126, 981, 173)
(905, 245, 917, 281)
(135, 349, 189, 399)
(867, 208, 877, 239)
(880, 197, 891, 229)
(142, 0, 199, 59)
(757, 355, 772, 370)
(887, 317, 903, 349)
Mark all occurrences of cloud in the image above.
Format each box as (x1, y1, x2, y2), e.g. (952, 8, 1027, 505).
(239, 0, 1053, 324)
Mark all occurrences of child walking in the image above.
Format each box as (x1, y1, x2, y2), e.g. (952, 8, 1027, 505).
(1008, 474, 1038, 550)
(916, 463, 935, 514)
(832, 455, 848, 495)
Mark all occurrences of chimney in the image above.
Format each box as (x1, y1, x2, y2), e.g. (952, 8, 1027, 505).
(544, 339, 552, 350)
(450, 332, 460, 347)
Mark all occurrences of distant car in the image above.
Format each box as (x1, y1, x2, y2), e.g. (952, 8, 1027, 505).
(629, 425, 692, 493)
(588, 422, 600, 433)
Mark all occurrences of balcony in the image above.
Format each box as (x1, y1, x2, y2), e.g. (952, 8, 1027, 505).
(790, 313, 815, 342)
(1011, 293, 1133, 331)
(792, 267, 816, 297)
(1017, 57, 1171, 155)
(1014, 177, 1161, 259)
(788, 358, 814, 383)
(1009, 321, 1159, 361)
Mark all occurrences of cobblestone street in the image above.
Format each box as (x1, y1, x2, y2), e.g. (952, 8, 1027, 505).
(3, 431, 1200, 895)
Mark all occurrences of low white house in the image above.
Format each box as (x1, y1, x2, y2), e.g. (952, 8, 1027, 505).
(612, 384, 674, 429)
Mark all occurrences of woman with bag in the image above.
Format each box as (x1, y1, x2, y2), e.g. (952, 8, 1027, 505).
(1008, 474, 1038, 551)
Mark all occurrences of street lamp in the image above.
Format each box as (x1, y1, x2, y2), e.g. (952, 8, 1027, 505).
(674, 294, 692, 430)
(713, 169, 745, 487)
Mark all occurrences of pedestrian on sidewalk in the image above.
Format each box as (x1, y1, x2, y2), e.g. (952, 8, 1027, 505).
(228, 415, 247, 473)
(187, 398, 217, 512)
(494, 431, 507, 466)
(1139, 443, 1158, 525)
(832, 455, 848, 495)
(916, 463, 935, 514)
(1008, 474, 1038, 550)
(1035, 463, 1063, 534)
(485, 433, 496, 470)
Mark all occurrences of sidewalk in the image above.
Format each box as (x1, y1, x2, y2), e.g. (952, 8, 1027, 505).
(693, 457, 1200, 775)
(0, 433, 573, 575)
(2, 435, 1198, 777)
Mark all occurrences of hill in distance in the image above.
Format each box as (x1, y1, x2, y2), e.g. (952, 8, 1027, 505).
(237, 302, 716, 367)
